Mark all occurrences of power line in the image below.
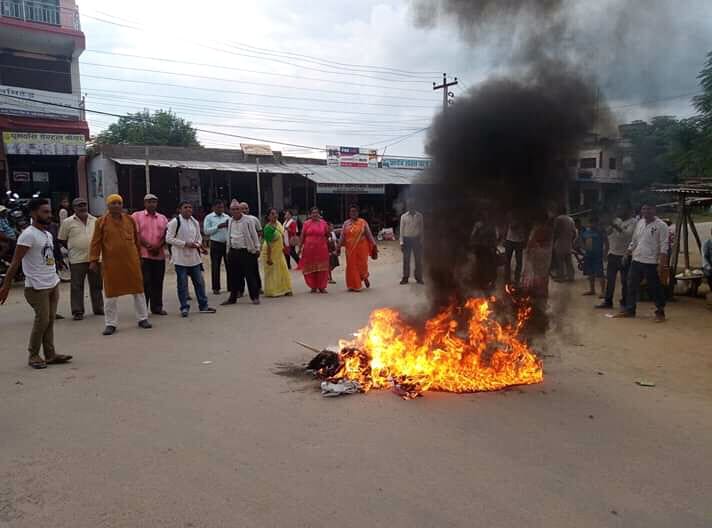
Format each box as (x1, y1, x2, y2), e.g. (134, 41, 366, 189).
(83, 49, 435, 94)
(88, 9, 440, 78)
(82, 14, 436, 85)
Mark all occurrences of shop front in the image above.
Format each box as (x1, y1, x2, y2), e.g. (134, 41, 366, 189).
(1, 128, 87, 205)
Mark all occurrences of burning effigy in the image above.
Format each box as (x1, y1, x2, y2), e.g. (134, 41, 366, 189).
(304, 296, 543, 399)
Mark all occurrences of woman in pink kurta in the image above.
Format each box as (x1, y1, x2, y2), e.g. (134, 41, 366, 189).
(299, 208, 330, 293)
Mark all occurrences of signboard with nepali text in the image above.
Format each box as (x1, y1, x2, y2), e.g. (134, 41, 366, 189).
(382, 157, 432, 170)
(0, 85, 81, 120)
(317, 183, 385, 195)
(3, 132, 86, 156)
(326, 145, 378, 168)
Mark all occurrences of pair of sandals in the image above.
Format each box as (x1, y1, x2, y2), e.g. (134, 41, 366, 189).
(28, 354, 73, 370)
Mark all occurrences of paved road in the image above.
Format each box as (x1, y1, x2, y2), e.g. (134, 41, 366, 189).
(1, 244, 711, 527)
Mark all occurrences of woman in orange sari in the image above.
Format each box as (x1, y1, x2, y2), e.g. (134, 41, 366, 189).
(339, 205, 377, 292)
(299, 207, 331, 293)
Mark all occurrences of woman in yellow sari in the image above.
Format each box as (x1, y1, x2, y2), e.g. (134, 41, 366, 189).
(261, 208, 293, 297)
(338, 204, 377, 292)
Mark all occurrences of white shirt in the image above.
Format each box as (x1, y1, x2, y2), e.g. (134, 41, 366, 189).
(17, 225, 60, 290)
(228, 216, 260, 253)
(607, 217, 636, 256)
(166, 216, 203, 267)
(247, 214, 262, 233)
(400, 211, 423, 242)
(629, 217, 670, 265)
(58, 214, 97, 264)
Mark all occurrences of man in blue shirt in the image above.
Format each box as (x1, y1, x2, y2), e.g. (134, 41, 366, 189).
(202, 199, 230, 294)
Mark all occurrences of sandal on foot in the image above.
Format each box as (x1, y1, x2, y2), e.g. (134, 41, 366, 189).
(28, 357, 47, 369)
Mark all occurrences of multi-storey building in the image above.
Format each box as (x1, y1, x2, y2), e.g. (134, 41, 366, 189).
(0, 0, 88, 203)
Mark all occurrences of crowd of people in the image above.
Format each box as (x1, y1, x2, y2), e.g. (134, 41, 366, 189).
(0, 193, 428, 370)
(0, 188, 694, 370)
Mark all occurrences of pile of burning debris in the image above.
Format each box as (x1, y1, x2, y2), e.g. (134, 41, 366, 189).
(302, 297, 543, 400)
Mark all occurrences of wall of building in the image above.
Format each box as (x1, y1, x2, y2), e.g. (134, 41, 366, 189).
(87, 154, 118, 215)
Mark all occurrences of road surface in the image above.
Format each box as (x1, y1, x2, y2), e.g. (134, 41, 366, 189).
(1, 243, 710, 527)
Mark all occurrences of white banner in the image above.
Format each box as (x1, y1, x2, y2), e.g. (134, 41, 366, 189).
(0, 85, 81, 120)
(3, 132, 86, 156)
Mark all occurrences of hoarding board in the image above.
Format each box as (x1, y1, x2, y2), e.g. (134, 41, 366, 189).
(326, 145, 378, 168)
(2, 132, 86, 156)
(382, 157, 432, 170)
(316, 183, 385, 194)
(0, 85, 81, 120)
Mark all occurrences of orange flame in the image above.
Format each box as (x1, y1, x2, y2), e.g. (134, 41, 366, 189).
(335, 297, 543, 395)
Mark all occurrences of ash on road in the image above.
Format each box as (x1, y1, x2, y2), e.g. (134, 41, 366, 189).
(1, 243, 710, 527)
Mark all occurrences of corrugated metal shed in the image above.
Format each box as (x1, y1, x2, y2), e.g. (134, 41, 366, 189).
(110, 158, 427, 185)
(109, 158, 299, 174)
(285, 164, 424, 185)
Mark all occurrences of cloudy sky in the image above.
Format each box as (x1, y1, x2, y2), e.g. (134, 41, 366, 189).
(78, 0, 712, 159)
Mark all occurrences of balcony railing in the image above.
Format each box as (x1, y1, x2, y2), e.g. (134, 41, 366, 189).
(1, 0, 80, 31)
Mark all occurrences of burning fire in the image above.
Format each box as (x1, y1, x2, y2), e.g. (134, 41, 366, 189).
(328, 297, 543, 397)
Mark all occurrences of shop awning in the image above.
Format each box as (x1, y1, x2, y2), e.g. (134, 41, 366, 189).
(284, 164, 425, 185)
(109, 158, 299, 174)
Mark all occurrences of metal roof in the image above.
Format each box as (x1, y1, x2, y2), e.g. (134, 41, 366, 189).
(285, 164, 424, 185)
(109, 158, 298, 174)
(110, 158, 426, 185)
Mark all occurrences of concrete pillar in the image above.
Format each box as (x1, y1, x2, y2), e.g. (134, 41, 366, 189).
(272, 174, 284, 211)
(77, 155, 87, 200)
(597, 185, 604, 203)
(579, 189, 585, 207)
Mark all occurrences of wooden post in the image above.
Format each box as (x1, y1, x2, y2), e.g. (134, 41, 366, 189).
(671, 195, 684, 276)
(682, 198, 690, 270)
(687, 207, 703, 253)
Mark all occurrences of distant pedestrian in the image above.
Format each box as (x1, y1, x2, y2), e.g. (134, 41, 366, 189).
(283, 210, 300, 269)
(328, 222, 339, 284)
(223, 200, 261, 304)
(521, 209, 554, 299)
(553, 206, 576, 281)
(0, 198, 73, 369)
(90, 194, 152, 336)
(470, 213, 498, 293)
(57, 196, 71, 224)
(240, 202, 263, 291)
(132, 194, 168, 316)
(166, 201, 216, 317)
(299, 207, 331, 294)
(703, 227, 712, 289)
(58, 197, 104, 320)
(0, 204, 17, 261)
(580, 215, 608, 296)
(502, 211, 527, 286)
(203, 199, 230, 294)
(596, 203, 636, 309)
(261, 208, 292, 297)
(615, 203, 670, 322)
(339, 204, 377, 292)
(399, 201, 424, 285)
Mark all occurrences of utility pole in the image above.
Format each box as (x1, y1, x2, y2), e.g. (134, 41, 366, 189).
(433, 73, 458, 112)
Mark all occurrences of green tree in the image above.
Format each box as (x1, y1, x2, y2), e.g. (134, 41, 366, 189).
(622, 116, 680, 188)
(95, 109, 201, 147)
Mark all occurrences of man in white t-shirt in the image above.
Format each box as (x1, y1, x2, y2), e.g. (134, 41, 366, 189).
(616, 202, 670, 322)
(596, 202, 636, 309)
(0, 198, 73, 369)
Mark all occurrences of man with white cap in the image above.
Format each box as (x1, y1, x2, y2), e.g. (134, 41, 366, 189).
(58, 197, 103, 320)
(132, 193, 168, 316)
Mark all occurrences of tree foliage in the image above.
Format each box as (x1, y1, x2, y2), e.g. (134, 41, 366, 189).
(95, 109, 201, 147)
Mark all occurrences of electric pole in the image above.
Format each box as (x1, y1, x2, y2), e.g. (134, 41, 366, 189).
(433, 73, 458, 112)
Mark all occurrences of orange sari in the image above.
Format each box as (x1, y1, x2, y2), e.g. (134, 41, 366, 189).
(342, 218, 375, 291)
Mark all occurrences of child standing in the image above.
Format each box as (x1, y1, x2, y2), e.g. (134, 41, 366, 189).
(581, 215, 608, 296)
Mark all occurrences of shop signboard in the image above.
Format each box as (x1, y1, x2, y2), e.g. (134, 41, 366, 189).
(12, 171, 30, 182)
(317, 183, 385, 195)
(240, 143, 273, 156)
(32, 171, 50, 183)
(326, 145, 378, 168)
(0, 85, 81, 120)
(382, 157, 432, 170)
(2, 132, 86, 156)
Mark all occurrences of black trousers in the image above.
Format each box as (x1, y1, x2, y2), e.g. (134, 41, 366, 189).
(69, 262, 104, 315)
(209, 241, 229, 292)
(474, 246, 497, 292)
(401, 237, 423, 281)
(503, 240, 524, 285)
(625, 260, 665, 315)
(285, 246, 300, 269)
(604, 254, 629, 306)
(228, 249, 260, 301)
(141, 258, 165, 313)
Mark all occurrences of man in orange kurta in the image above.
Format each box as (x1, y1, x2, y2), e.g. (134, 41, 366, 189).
(89, 194, 152, 335)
